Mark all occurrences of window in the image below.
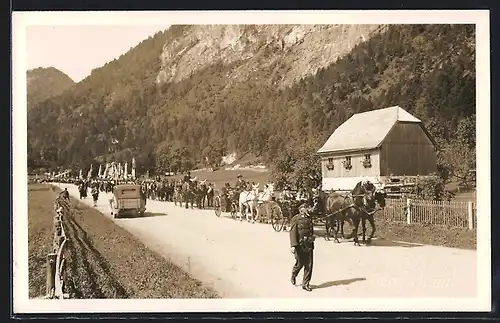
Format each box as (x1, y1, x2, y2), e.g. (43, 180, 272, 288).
(327, 158, 334, 170)
(363, 154, 372, 168)
(343, 156, 352, 170)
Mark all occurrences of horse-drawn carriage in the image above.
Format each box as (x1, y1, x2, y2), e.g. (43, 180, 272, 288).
(269, 190, 333, 233)
(213, 189, 238, 219)
(213, 182, 278, 223)
(269, 181, 387, 245)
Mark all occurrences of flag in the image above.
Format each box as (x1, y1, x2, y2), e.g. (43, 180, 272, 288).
(87, 164, 93, 179)
(103, 163, 109, 178)
(114, 163, 119, 180)
(108, 163, 113, 179)
(131, 157, 136, 179)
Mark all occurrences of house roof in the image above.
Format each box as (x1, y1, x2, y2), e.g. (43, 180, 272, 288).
(317, 106, 429, 154)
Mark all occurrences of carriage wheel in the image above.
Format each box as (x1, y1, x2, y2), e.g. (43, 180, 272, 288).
(230, 202, 238, 219)
(214, 196, 222, 217)
(270, 203, 285, 232)
(281, 206, 293, 231)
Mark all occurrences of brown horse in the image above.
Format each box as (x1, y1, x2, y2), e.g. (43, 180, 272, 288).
(325, 181, 386, 245)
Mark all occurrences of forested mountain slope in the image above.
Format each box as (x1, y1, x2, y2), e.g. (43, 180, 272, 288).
(27, 24, 475, 184)
(27, 67, 75, 108)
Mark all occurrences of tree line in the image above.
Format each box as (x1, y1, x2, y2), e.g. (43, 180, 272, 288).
(27, 24, 476, 190)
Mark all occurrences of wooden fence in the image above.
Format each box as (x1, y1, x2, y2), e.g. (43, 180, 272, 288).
(379, 198, 477, 230)
(45, 195, 71, 299)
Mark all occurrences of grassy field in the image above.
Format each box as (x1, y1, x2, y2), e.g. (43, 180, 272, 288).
(28, 184, 58, 298)
(310, 217, 476, 249)
(372, 219, 476, 249)
(452, 191, 476, 203)
(28, 183, 219, 299)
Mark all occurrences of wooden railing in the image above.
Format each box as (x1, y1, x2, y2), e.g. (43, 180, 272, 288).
(45, 195, 71, 299)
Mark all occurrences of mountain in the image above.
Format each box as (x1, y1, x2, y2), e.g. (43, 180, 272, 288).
(27, 24, 475, 184)
(27, 67, 75, 108)
(155, 25, 385, 88)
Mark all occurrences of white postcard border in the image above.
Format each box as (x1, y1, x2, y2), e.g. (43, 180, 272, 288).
(12, 10, 491, 313)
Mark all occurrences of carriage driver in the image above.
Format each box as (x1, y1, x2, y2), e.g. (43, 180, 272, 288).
(235, 174, 246, 191)
(289, 204, 315, 292)
(309, 184, 322, 215)
(183, 171, 192, 183)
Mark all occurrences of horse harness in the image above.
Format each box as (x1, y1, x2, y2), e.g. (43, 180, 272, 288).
(308, 192, 379, 222)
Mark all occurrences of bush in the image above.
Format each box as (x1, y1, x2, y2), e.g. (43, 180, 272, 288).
(413, 173, 455, 201)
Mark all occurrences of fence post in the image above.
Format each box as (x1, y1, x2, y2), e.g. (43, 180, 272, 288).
(46, 253, 56, 297)
(406, 198, 411, 225)
(467, 201, 474, 230)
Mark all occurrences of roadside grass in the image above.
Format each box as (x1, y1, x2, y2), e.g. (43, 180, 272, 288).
(28, 184, 57, 298)
(28, 184, 219, 299)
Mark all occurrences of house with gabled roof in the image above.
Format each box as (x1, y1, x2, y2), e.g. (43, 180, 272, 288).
(317, 106, 438, 191)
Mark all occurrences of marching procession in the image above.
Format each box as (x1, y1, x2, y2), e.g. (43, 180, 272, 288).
(37, 155, 387, 292)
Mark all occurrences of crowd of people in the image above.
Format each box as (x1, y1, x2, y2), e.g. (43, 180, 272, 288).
(38, 170, 322, 213)
(36, 170, 348, 293)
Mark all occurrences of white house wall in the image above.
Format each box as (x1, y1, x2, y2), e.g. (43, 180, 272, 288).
(322, 175, 387, 191)
(320, 150, 382, 191)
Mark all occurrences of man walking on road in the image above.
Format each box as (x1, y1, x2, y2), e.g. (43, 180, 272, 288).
(60, 188, 70, 202)
(289, 204, 315, 292)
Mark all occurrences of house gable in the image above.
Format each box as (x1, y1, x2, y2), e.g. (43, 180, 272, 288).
(317, 106, 422, 155)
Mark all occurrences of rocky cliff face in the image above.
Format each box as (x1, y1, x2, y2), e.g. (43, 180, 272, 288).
(156, 24, 386, 88)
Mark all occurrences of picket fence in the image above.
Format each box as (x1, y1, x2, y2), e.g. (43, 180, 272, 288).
(379, 198, 477, 230)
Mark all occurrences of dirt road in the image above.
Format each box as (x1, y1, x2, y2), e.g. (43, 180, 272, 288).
(59, 183, 476, 298)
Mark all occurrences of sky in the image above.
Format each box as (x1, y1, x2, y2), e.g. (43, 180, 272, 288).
(26, 25, 171, 83)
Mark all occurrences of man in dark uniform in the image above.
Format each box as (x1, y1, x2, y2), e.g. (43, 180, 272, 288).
(289, 204, 315, 291)
(183, 172, 191, 183)
(220, 183, 228, 211)
(60, 188, 70, 201)
(206, 183, 214, 208)
(91, 182, 99, 207)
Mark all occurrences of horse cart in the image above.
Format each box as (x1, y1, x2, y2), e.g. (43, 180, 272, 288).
(268, 197, 340, 237)
(271, 183, 387, 246)
(213, 191, 238, 219)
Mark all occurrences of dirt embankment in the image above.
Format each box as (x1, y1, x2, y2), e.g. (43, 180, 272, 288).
(30, 184, 219, 299)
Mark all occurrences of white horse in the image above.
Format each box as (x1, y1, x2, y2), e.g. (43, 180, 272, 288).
(254, 183, 275, 223)
(238, 183, 260, 222)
